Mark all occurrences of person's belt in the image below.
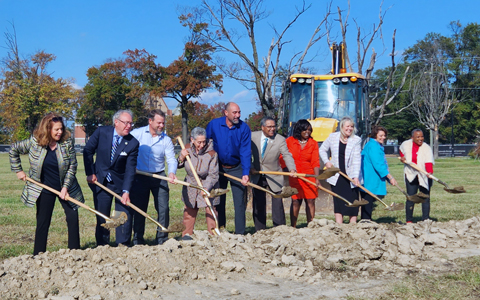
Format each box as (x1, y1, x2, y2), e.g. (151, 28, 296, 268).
(222, 163, 239, 169)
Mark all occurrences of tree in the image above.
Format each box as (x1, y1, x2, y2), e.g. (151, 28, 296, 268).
(158, 34, 223, 142)
(165, 101, 225, 140)
(0, 24, 79, 141)
(245, 111, 264, 131)
(180, 0, 331, 117)
(76, 50, 156, 136)
(405, 33, 456, 158)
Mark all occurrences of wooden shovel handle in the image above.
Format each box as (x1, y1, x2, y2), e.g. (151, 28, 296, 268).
(93, 181, 168, 231)
(337, 171, 389, 208)
(256, 170, 312, 178)
(135, 169, 211, 197)
(398, 158, 440, 181)
(220, 171, 276, 197)
(298, 176, 352, 205)
(25, 177, 113, 221)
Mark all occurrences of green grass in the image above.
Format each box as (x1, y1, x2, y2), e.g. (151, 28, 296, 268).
(0, 154, 479, 259)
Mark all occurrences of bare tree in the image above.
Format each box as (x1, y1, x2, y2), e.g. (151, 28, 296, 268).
(180, 0, 331, 117)
(410, 58, 454, 158)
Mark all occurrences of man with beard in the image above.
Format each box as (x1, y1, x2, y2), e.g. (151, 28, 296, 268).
(130, 109, 177, 245)
(399, 129, 434, 223)
(206, 102, 251, 234)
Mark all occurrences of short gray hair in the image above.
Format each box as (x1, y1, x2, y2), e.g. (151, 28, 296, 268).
(411, 128, 423, 137)
(260, 116, 275, 127)
(190, 127, 207, 140)
(339, 116, 357, 135)
(112, 109, 134, 124)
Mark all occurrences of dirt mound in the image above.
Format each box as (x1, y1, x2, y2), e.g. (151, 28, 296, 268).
(2, 217, 480, 299)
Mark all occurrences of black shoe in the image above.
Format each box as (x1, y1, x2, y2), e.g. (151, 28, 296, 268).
(182, 234, 193, 241)
(132, 239, 145, 246)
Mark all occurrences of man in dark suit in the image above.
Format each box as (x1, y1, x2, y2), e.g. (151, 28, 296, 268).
(84, 109, 139, 246)
(251, 116, 296, 232)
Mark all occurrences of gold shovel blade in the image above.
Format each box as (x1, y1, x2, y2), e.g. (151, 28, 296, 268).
(101, 211, 128, 229)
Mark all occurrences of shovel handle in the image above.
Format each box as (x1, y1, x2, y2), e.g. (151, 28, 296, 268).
(93, 181, 168, 231)
(136, 169, 211, 197)
(398, 158, 440, 181)
(177, 137, 220, 234)
(220, 171, 277, 197)
(337, 171, 389, 208)
(298, 176, 353, 205)
(25, 177, 113, 221)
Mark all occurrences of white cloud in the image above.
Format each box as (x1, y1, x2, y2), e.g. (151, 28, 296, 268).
(70, 83, 83, 90)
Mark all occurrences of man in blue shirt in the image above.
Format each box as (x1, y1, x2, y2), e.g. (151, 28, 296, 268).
(206, 102, 251, 234)
(130, 109, 177, 245)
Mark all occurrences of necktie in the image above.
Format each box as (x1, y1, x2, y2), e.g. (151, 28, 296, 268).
(261, 137, 268, 159)
(106, 135, 121, 182)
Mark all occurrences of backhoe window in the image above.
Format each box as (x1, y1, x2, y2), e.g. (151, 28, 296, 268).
(288, 83, 312, 121)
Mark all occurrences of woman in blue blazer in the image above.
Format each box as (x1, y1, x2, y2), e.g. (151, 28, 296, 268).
(361, 126, 397, 220)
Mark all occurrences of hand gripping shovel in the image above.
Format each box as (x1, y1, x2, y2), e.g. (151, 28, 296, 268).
(221, 171, 298, 198)
(177, 137, 221, 236)
(298, 176, 368, 207)
(255, 167, 340, 181)
(338, 171, 404, 211)
(393, 184, 427, 204)
(135, 170, 229, 198)
(25, 177, 126, 229)
(94, 181, 184, 233)
(399, 158, 466, 194)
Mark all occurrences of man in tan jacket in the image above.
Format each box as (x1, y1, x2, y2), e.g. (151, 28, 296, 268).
(251, 116, 296, 232)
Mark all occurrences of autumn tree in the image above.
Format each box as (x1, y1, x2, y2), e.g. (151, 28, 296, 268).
(165, 101, 225, 140)
(0, 24, 79, 141)
(180, 0, 331, 118)
(158, 33, 223, 142)
(77, 49, 156, 136)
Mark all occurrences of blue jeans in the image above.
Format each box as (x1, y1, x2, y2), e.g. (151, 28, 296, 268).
(217, 165, 246, 234)
(131, 172, 170, 244)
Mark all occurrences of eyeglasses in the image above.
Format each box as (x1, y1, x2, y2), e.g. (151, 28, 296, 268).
(117, 119, 134, 127)
(51, 117, 63, 122)
(263, 126, 276, 129)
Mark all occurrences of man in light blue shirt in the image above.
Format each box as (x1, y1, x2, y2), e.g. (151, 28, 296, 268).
(130, 109, 177, 245)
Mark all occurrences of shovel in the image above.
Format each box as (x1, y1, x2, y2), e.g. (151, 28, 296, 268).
(393, 184, 427, 204)
(255, 167, 340, 181)
(177, 137, 221, 236)
(136, 170, 229, 198)
(399, 158, 466, 194)
(221, 172, 298, 199)
(94, 181, 184, 233)
(338, 171, 404, 211)
(25, 177, 126, 229)
(298, 176, 368, 207)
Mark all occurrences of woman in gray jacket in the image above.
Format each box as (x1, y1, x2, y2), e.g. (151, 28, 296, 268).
(177, 127, 220, 237)
(10, 113, 84, 255)
(319, 116, 361, 224)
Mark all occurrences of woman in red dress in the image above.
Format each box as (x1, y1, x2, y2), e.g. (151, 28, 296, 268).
(282, 119, 320, 227)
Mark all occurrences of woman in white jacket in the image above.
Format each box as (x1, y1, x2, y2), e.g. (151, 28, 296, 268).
(319, 116, 362, 224)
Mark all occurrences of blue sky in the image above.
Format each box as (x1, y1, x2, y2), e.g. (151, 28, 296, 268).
(0, 0, 478, 118)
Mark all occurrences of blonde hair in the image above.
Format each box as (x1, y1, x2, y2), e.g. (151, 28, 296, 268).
(33, 113, 71, 147)
(339, 116, 357, 137)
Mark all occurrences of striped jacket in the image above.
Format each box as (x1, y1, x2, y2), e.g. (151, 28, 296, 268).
(9, 137, 84, 208)
(319, 132, 362, 187)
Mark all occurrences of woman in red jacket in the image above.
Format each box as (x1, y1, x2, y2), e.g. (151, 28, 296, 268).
(282, 119, 320, 227)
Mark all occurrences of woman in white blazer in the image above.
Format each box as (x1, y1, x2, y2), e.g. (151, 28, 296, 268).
(319, 116, 362, 224)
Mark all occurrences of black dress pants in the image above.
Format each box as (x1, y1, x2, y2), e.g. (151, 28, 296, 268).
(34, 191, 80, 255)
(405, 175, 432, 222)
(217, 165, 246, 234)
(252, 175, 286, 231)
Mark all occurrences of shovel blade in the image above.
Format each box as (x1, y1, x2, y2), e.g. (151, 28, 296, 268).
(209, 188, 229, 197)
(156, 221, 186, 233)
(384, 202, 404, 211)
(444, 186, 466, 194)
(273, 186, 298, 198)
(346, 199, 369, 207)
(101, 211, 128, 229)
(408, 195, 426, 204)
(317, 167, 340, 180)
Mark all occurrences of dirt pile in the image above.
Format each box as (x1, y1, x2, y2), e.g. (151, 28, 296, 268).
(2, 217, 480, 299)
